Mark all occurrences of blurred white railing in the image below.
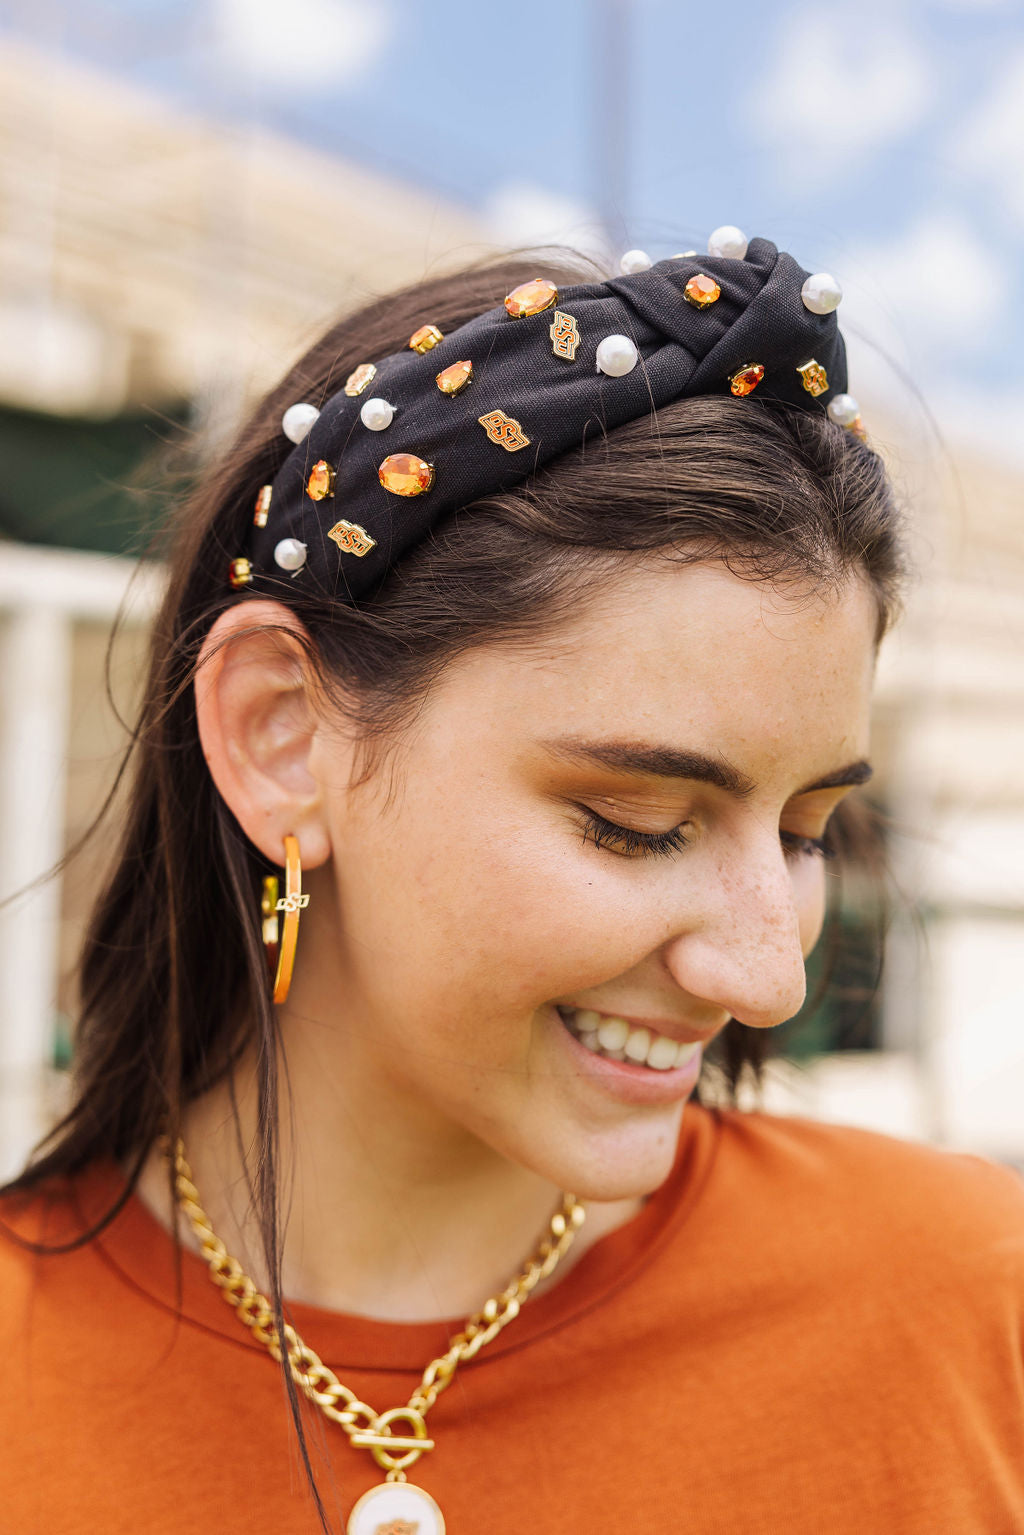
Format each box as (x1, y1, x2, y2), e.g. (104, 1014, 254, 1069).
(0, 542, 163, 1179)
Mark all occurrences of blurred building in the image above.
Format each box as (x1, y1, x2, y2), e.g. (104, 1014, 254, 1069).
(1, 39, 1022, 1178)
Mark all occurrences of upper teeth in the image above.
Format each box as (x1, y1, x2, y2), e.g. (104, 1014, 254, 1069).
(560, 1008, 703, 1072)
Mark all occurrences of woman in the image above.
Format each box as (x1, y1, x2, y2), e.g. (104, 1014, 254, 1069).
(2, 234, 1022, 1535)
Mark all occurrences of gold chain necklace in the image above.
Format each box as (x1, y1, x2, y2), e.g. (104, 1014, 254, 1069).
(164, 1135, 585, 1535)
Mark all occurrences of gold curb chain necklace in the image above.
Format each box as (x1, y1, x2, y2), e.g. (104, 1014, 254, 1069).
(165, 1136, 585, 1535)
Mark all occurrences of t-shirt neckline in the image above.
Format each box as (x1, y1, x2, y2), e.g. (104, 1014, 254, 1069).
(80, 1101, 722, 1376)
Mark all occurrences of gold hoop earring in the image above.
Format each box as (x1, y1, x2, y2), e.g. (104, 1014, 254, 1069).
(260, 835, 308, 1004)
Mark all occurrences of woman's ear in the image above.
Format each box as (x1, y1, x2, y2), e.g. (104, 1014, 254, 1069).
(193, 601, 335, 870)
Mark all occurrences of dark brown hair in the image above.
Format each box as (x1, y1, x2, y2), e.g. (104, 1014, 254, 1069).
(3, 250, 907, 1528)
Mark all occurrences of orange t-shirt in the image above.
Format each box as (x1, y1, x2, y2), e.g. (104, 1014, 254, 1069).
(3, 1103, 1023, 1534)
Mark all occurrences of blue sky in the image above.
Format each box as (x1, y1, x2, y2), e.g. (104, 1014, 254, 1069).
(7, 0, 1024, 463)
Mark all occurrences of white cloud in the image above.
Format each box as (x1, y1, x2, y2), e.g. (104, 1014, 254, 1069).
(834, 212, 1010, 455)
(210, 0, 392, 91)
(750, 11, 933, 188)
(485, 183, 610, 264)
(951, 49, 1024, 226)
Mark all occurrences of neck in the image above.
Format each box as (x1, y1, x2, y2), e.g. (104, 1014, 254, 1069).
(136, 1013, 643, 1323)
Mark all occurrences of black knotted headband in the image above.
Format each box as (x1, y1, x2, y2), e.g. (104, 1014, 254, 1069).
(234, 236, 858, 603)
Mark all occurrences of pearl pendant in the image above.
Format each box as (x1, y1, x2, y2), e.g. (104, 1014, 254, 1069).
(707, 225, 748, 260)
(619, 249, 652, 275)
(827, 393, 860, 426)
(595, 333, 639, 377)
(273, 538, 307, 573)
(360, 397, 396, 431)
(801, 272, 843, 314)
(281, 403, 320, 444)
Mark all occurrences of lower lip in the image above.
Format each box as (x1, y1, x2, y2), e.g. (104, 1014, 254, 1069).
(552, 1010, 704, 1106)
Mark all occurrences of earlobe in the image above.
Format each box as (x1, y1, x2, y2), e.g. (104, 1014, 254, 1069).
(194, 601, 333, 870)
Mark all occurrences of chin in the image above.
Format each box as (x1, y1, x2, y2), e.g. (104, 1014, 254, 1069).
(518, 1103, 689, 1204)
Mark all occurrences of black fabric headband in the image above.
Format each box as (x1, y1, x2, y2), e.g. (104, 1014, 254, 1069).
(233, 235, 860, 602)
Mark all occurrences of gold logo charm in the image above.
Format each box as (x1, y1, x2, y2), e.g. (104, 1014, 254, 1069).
(328, 519, 377, 556)
(253, 485, 272, 527)
(275, 892, 310, 914)
(374, 1522, 419, 1535)
(797, 359, 829, 397)
(478, 410, 530, 451)
(549, 309, 580, 360)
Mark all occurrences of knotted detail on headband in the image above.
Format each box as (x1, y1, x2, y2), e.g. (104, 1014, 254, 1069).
(236, 237, 858, 602)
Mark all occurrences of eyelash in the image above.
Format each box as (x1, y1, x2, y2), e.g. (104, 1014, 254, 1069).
(577, 808, 837, 862)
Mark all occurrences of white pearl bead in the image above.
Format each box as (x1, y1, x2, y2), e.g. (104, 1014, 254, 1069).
(359, 397, 396, 431)
(827, 393, 860, 427)
(273, 538, 308, 573)
(707, 224, 748, 260)
(595, 334, 639, 377)
(619, 249, 653, 275)
(281, 403, 319, 444)
(801, 272, 843, 315)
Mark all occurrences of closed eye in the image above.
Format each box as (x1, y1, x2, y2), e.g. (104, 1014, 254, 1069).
(577, 807, 836, 862)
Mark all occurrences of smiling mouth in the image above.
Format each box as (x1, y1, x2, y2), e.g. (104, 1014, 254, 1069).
(556, 1006, 704, 1072)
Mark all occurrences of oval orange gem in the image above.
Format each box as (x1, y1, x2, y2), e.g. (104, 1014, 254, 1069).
(729, 363, 765, 397)
(306, 460, 336, 500)
(436, 359, 473, 395)
(684, 274, 721, 309)
(409, 323, 444, 353)
(504, 278, 558, 318)
(378, 453, 435, 496)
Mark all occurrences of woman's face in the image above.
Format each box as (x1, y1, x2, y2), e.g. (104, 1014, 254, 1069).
(299, 559, 879, 1200)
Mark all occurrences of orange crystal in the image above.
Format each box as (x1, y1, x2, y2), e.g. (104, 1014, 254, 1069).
(436, 359, 474, 395)
(306, 460, 336, 500)
(504, 278, 558, 318)
(228, 557, 253, 589)
(684, 274, 721, 309)
(344, 362, 377, 397)
(729, 363, 765, 397)
(409, 324, 444, 353)
(253, 485, 272, 527)
(797, 359, 828, 397)
(378, 453, 435, 496)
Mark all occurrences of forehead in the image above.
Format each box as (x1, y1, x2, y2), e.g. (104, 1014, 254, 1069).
(434, 560, 878, 769)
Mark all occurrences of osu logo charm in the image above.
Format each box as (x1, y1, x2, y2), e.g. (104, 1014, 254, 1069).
(796, 358, 829, 397)
(275, 892, 310, 914)
(328, 519, 377, 556)
(477, 409, 531, 452)
(549, 309, 580, 361)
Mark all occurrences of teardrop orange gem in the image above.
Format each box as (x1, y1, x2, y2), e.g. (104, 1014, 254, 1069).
(729, 363, 765, 397)
(306, 460, 336, 500)
(435, 359, 473, 395)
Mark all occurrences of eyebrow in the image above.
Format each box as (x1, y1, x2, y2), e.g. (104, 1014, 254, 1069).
(540, 737, 874, 799)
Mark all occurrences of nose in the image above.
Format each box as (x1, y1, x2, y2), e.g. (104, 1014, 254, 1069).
(659, 829, 809, 1030)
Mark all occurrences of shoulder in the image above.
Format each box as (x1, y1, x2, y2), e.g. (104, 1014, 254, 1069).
(0, 1163, 124, 1319)
(710, 1107, 1024, 1288)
